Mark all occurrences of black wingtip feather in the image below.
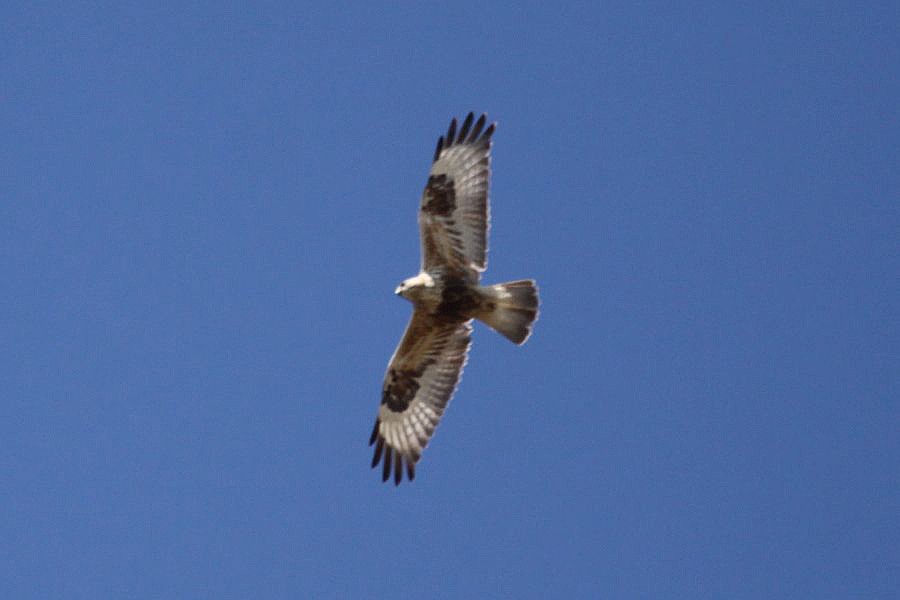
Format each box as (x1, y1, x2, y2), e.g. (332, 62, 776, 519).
(470, 113, 487, 141)
(446, 117, 457, 146)
(382, 446, 392, 482)
(483, 122, 496, 141)
(394, 453, 402, 486)
(371, 436, 384, 468)
(406, 461, 415, 481)
(433, 135, 444, 163)
(458, 112, 474, 142)
(369, 419, 379, 445)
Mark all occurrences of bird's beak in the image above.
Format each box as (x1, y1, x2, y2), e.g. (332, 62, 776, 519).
(394, 286, 402, 295)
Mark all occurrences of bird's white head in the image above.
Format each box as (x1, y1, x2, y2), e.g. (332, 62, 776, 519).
(395, 272, 435, 301)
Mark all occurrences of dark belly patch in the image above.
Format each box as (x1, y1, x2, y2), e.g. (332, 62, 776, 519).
(436, 279, 480, 319)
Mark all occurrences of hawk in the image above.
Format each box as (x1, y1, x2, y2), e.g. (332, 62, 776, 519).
(369, 112, 540, 485)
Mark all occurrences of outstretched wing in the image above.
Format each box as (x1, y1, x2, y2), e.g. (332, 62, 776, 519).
(369, 312, 472, 485)
(419, 112, 495, 279)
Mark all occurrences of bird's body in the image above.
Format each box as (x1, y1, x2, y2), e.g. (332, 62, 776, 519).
(370, 113, 539, 484)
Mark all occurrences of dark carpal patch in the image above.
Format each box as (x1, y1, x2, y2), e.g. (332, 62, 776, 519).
(422, 174, 456, 216)
(382, 368, 422, 413)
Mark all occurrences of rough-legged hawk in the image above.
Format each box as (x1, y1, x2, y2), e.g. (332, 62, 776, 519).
(369, 113, 540, 485)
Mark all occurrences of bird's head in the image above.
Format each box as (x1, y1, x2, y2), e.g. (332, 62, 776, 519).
(395, 273, 434, 301)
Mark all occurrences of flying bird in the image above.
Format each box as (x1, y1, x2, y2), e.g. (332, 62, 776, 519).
(369, 113, 540, 485)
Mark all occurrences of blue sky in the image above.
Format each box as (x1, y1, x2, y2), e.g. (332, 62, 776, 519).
(2, 2, 897, 598)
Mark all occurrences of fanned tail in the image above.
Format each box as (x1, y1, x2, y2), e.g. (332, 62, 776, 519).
(477, 280, 539, 345)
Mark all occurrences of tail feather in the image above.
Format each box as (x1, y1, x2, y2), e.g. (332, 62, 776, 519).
(478, 280, 539, 345)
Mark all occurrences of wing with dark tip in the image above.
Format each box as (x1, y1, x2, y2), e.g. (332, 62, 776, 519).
(419, 112, 495, 279)
(369, 311, 472, 485)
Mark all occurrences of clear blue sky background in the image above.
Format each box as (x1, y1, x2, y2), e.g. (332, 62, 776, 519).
(2, 2, 897, 598)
